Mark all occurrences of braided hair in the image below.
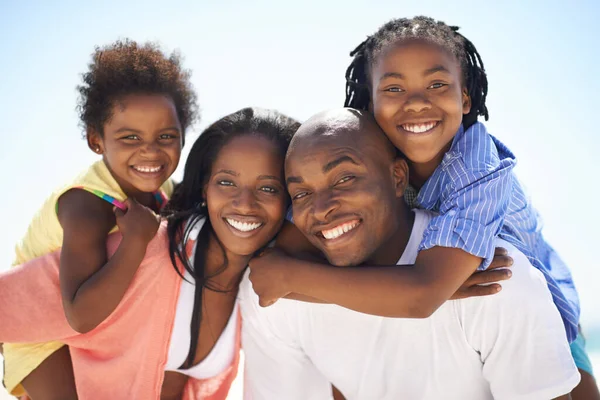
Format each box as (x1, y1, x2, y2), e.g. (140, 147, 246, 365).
(344, 16, 488, 129)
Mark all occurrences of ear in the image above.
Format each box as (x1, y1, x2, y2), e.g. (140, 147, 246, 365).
(87, 128, 104, 155)
(462, 88, 472, 115)
(392, 157, 409, 198)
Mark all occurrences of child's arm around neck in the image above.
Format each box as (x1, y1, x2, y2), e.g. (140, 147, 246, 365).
(248, 222, 510, 318)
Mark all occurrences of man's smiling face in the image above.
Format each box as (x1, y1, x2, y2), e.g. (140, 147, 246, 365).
(286, 109, 405, 266)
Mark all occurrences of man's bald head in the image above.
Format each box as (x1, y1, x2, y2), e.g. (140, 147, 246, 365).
(287, 108, 397, 163)
(285, 108, 409, 267)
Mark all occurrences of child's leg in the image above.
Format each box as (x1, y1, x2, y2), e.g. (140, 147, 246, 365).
(20, 346, 77, 400)
(569, 330, 600, 400)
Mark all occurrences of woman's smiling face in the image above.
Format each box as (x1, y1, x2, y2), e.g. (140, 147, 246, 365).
(204, 134, 288, 257)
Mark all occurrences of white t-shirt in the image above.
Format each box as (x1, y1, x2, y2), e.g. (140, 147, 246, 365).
(240, 210, 580, 400)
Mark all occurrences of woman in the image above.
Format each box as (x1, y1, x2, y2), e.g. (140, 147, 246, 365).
(0, 107, 299, 399)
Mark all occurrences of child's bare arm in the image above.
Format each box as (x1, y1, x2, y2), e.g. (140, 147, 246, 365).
(57, 189, 158, 333)
(249, 223, 511, 314)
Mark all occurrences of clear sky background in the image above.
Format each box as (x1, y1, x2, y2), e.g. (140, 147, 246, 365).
(0, 1, 599, 394)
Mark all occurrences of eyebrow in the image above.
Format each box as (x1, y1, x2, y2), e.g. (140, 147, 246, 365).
(286, 155, 360, 185)
(115, 126, 181, 134)
(424, 65, 451, 76)
(215, 169, 238, 176)
(380, 72, 404, 81)
(323, 155, 359, 173)
(286, 176, 303, 185)
(258, 175, 281, 181)
(115, 127, 142, 134)
(379, 65, 451, 82)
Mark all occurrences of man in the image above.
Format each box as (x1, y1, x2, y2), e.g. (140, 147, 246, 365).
(240, 108, 580, 399)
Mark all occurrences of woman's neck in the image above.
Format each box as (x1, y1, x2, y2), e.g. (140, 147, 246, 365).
(203, 231, 251, 291)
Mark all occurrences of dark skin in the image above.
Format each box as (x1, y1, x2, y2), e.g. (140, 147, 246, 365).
(59, 94, 182, 334)
(371, 39, 595, 399)
(250, 110, 512, 317)
(160, 135, 288, 399)
(18, 94, 182, 400)
(250, 109, 571, 400)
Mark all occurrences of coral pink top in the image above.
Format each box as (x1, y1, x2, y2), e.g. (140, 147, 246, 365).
(0, 223, 239, 399)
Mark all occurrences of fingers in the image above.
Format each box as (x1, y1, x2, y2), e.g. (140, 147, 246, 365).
(488, 255, 513, 270)
(459, 283, 503, 298)
(494, 247, 508, 256)
(113, 206, 125, 218)
(465, 269, 512, 286)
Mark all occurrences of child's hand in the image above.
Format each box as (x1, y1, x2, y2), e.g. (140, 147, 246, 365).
(450, 247, 513, 300)
(113, 198, 160, 245)
(248, 248, 294, 307)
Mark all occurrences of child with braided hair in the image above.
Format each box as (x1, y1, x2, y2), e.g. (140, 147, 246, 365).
(248, 16, 598, 398)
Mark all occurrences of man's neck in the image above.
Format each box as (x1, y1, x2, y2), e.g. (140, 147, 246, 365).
(366, 204, 415, 266)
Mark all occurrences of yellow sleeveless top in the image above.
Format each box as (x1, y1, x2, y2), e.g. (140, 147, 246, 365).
(4, 160, 174, 396)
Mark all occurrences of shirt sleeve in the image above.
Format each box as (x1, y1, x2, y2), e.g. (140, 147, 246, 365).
(418, 157, 515, 268)
(457, 241, 580, 400)
(240, 275, 332, 400)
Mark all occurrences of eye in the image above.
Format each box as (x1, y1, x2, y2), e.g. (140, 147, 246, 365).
(122, 135, 140, 140)
(336, 175, 355, 185)
(159, 133, 178, 140)
(292, 191, 309, 201)
(217, 180, 235, 187)
(384, 87, 404, 93)
(259, 186, 279, 194)
(428, 82, 447, 89)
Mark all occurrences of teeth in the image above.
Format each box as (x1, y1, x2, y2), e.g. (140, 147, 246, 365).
(321, 220, 359, 240)
(226, 218, 262, 232)
(133, 165, 162, 173)
(401, 122, 437, 133)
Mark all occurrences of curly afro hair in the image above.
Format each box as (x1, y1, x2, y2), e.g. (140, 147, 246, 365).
(77, 39, 199, 143)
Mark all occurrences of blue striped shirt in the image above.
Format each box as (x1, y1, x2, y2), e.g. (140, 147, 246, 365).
(410, 122, 579, 342)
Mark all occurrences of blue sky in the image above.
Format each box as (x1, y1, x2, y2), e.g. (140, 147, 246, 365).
(0, 0, 598, 332)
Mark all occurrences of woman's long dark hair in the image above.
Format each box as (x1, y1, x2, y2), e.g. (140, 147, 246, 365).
(162, 107, 300, 368)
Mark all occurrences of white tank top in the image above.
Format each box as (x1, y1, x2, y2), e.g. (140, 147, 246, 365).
(164, 218, 239, 379)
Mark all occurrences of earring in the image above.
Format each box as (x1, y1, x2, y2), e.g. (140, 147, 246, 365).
(95, 147, 101, 153)
(201, 201, 207, 207)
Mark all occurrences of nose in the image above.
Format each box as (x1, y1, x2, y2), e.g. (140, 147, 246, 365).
(311, 190, 340, 222)
(402, 92, 432, 113)
(232, 187, 258, 212)
(140, 140, 160, 156)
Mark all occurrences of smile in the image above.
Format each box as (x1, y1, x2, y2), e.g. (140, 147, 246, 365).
(400, 121, 439, 133)
(320, 220, 360, 240)
(131, 165, 164, 173)
(225, 218, 263, 232)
